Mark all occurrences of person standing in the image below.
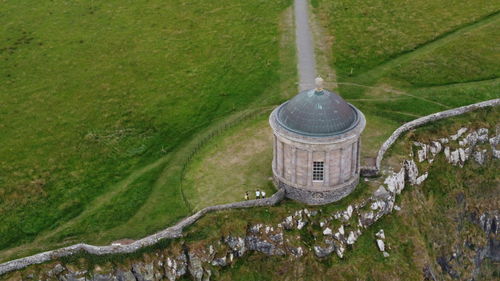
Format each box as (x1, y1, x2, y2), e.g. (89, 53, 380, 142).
(255, 189, 261, 199)
(244, 191, 249, 201)
(261, 191, 266, 198)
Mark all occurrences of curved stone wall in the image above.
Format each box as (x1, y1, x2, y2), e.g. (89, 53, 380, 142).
(374, 98, 500, 172)
(0, 190, 285, 276)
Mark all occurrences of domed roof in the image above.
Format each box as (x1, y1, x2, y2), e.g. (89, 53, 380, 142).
(276, 88, 358, 136)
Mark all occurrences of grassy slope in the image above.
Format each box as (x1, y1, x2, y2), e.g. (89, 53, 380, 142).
(9, 109, 494, 281)
(186, 109, 499, 281)
(313, 0, 500, 160)
(0, 0, 292, 258)
(183, 114, 276, 211)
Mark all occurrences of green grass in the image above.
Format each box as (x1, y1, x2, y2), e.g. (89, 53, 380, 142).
(182, 113, 276, 211)
(2, 108, 496, 280)
(0, 0, 293, 259)
(317, 0, 500, 77)
(313, 0, 500, 163)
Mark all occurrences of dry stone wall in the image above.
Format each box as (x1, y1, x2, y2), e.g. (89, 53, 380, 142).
(373, 98, 499, 172)
(0, 190, 285, 276)
(1, 99, 498, 276)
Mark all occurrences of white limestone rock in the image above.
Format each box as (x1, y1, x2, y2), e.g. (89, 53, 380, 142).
(493, 148, 500, 159)
(282, 216, 293, 230)
(404, 160, 419, 185)
(417, 144, 428, 162)
(458, 148, 467, 163)
(394, 205, 401, 211)
(439, 137, 449, 144)
(359, 211, 375, 228)
(297, 219, 307, 230)
(376, 229, 385, 240)
(323, 227, 332, 236)
(415, 172, 428, 185)
(313, 245, 335, 258)
(374, 185, 390, 198)
(465, 131, 479, 147)
(430, 141, 442, 156)
(477, 128, 489, 143)
(449, 149, 460, 166)
(451, 127, 468, 141)
(336, 244, 345, 258)
(335, 225, 343, 236)
(473, 149, 487, 165)
(376, 239, 385, 252)
(347, 231, 360, 245)
(489, 135, 499, 147)
(444, 146, 450, 160)
(384, 168, 405, 194)
(383, 252, 390, 258)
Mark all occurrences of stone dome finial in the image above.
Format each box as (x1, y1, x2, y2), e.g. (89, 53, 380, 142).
(315, 77, 324, 90)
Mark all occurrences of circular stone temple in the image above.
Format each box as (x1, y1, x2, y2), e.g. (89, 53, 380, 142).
(269, 81, 366, 205)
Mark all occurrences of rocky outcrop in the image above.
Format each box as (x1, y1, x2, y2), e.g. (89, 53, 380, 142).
(375, 98, 500, 171)
(0, 189, 285, 276)
(1, 124, 498, 281)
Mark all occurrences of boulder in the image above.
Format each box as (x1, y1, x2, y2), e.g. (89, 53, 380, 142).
(464, 131, 479, 147)
(289, 246, 304, 258)
(116, 270, 136, 281)
(187, 252, 204, 281)
(131, 263, 154, 281)
(338, 225, 345, 235)
(404, 160, 419, 185)
(458, 148, 468, 163)
(415, 172, 428, 185)
(359, 211, 375, 228)
(297, 219, 307, 230)
(477, 128, 489, 143)
(48, 264, 66, 277)
(210, 256, 227, 267)
(429, 141, 442, 156)
(323, 227, 332, 236)
(373, 185, 390, 198)
(347, 230, 361, 245)
(449, 149, 460, 166)
(313, 245, 335, 258)
(336, 245, 345, 259)
(450, 128, 468, 141)
(489, 136, 499, 147)
(225, 236, 246, 257)
(417, 144, 428, 162)
(282, 216, 293, 230)
(376, 239, 385, 252)
(245, 235, 285, 256)
(92, 274, 118, 281)
(493, 148, 500, 159)
(384, 168, 405, 194)
(375, 229, 385, 240)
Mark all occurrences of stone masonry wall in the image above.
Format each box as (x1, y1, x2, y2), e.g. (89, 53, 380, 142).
(1, 99, 498, 276)
(360, 98, 500, 176)
(0, 190, 285, 276)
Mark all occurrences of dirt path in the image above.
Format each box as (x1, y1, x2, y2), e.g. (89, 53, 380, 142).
(295, 0, 317, 90)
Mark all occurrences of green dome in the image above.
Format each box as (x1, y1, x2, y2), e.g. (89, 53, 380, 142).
(277, 89, 358, 136)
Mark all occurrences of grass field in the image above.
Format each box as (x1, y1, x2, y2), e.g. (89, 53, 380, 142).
(10, 109, 495, 281)
(0, 0, 294, 260)
(313, 0, 500, 160)
(1, 0, 499, 267)
(183, 114, 276, 211)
